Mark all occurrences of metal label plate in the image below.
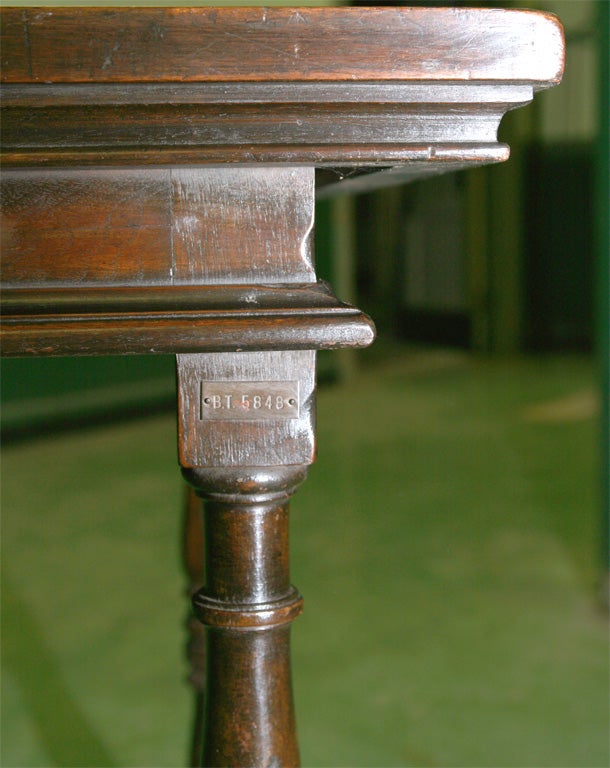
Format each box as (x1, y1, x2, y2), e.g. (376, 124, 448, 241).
(199, 381, 300, 421)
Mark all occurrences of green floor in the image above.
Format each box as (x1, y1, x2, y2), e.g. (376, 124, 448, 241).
(1, 349, 608, 767)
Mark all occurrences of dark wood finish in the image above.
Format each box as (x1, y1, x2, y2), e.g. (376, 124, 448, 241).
(1, 7, 564, 84)
(1, 167, 315, 288)
(1, 8, 563, 176)
(182, 486, 206, 767)
(184, 466, 307, 767)
(1, 169, 173, 286)
(0, 82, 535, 170)
(1, 166, 374, 357)
(0, 282, 374, 357)
(178, 349, 316, 471)
(0, 7, 565, 767)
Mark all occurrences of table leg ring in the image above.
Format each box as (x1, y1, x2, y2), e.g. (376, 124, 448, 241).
(193, 587, 304, 631)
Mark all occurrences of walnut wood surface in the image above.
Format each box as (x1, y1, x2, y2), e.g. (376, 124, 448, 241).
(1, 7, 564, 175)
(1, 168, 315, 287)
(182, 486, 207, 765)
(0, 81, 533, 170)
(1, 7, 564, 84)
(177, 350, 316, 472)
(184, 466, 307, 767)
(0, 283, 375, 357)
(2, 168, 378, 356)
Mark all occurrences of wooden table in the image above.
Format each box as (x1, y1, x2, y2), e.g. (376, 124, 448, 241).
(0, 7, 564, 766)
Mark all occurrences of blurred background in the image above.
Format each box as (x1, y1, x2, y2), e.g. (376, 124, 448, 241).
(1, 1, 608, 766)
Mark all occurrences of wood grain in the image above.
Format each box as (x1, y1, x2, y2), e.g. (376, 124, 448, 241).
(184, 465, 308, 767)
(1, 168, 374, 357)
(1, 84, 534, 150)
(1, 8, 564, 178)
(1, 7, 564, 85)
(1, 168, 314, 288)
(0, 81, 530, 171)
(1, 169, 172, 287)
(177, 351, 315, 469)
(171, 168, 315, 286)
(0, 283, 375, 357)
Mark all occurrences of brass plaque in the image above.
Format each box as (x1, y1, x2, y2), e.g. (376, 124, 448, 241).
(199, 381, 300, 421)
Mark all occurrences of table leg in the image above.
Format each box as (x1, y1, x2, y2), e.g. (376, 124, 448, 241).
(171, 166, 315, 764)
(178, 349, 316, 767)
(182, 486, 206, 766)
(186, 466, 307, 767)
(172, 168, 372, 764)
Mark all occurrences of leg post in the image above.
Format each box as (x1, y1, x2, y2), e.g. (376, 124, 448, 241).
(177, 350, 317, 767)
(185, 467, 307, 767)
(172, 168, 372, 764)
(182, 486, 206, 767)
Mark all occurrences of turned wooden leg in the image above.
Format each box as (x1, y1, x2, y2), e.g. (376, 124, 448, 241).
(182, 486, 206, 767)
(182, 469, 305, 766)
(186, 466, 306, 766)
(177, 350, 317, 767)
